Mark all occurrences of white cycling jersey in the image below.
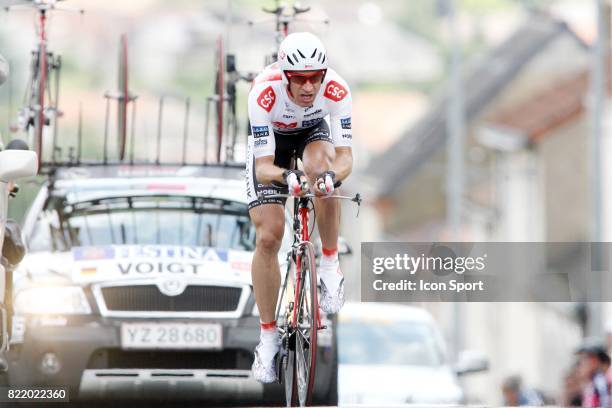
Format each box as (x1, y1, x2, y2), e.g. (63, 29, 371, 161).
(247, 62, 353, 158)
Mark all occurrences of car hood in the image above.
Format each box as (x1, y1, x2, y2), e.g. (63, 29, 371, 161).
(17, 244, 255, 287)
(338, 364, 463, 405)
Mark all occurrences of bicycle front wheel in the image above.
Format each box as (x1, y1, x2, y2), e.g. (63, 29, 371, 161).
(275, 257, 297, 407)
(294, 241, 318, 406)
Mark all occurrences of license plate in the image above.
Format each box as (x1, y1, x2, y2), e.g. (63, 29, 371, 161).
(120, 323, 222, 350)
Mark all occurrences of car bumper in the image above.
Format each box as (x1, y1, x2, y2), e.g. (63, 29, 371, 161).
(78, 368, 262, 401)
(7, 315, 336, 403)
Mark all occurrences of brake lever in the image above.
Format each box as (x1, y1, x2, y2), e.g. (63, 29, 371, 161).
(299, 180, 309, 194)
(353, 193, 362, 217)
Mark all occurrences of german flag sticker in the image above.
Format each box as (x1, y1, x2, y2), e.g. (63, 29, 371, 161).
(80, 267, 97, 275)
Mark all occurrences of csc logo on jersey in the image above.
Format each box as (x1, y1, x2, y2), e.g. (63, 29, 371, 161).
(324, 81, 348, 102)
(272, 121, 297, 129)
(257, 86, 276, 112)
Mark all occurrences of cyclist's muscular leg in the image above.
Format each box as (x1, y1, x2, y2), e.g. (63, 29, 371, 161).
(249, 203, 285, 323)
(302, 141, 339, 249)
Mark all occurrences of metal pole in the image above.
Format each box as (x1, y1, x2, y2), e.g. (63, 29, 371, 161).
(446, 0, 465, 240)
(182, 97, 190, 165)
(103, 97, 110, 164)
(129, 100, 136, 165)
(446, 0, 465, 362)
(77, 102, 82, 164)
(156, 96, 164, 165)
(587, 0, 607, 339)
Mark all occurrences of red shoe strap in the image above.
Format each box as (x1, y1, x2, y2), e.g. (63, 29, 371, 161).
(260, 320, 276, 330)
(322, 247, 338, 257)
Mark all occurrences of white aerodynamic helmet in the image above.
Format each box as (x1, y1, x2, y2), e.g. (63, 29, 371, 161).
(278, 32, 327, 84)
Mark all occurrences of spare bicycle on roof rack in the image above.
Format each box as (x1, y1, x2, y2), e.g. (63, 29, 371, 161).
(103, 34, 134, 164)
(15, 34, 243, 176)
(5, 0, 84, 171)
(207, 0, 329, 165)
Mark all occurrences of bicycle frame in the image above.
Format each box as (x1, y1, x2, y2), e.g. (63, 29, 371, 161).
(7, 1, 83, 169)
(267, 188, 362, 326)
(265, 183, 360, 405)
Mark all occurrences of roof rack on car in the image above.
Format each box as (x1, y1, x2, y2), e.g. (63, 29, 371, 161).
(39, 34, 245, 178)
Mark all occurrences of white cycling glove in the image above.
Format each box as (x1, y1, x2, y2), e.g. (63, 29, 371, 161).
(316, 171, 336, 196)
(283, 169, 307, 197)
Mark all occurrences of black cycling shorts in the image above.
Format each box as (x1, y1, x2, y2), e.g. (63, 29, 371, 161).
(246, 120, 333, 210)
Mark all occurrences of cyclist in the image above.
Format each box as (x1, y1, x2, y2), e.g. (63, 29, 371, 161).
(246, 32, 353, 383)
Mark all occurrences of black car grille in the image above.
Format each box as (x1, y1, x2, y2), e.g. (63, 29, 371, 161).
(87, 349, 253, 370)
(100, 285, 242, 312)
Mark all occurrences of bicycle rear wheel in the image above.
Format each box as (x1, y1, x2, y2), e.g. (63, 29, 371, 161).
(294, 241, 318, 406)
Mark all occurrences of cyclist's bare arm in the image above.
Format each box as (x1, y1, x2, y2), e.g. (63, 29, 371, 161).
(255, 156, 309, 189)
(331, 146, 353, 182)
(254, 156, 285, 185)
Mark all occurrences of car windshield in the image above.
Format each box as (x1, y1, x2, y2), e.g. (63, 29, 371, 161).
(28, 194, 256, 252)
(338, 319, 445, 366)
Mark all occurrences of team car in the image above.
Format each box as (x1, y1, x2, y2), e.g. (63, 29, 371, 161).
(5, 164, 337, 404)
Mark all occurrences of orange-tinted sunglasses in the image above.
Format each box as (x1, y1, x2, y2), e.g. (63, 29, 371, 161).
(285, 69, 327, 85)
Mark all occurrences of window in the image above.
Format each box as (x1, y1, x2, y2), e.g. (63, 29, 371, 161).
(29, 195, 255, 252)
(338, 320, 445, 366)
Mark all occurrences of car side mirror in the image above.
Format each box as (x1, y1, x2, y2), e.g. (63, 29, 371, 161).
(0, 150, 38, 182)
(455, 349, 489, 376)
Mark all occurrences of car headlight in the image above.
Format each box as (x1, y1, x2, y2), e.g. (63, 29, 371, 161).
(14, 286, 92, 315)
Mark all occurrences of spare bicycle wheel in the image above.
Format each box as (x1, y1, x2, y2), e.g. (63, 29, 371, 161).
(33, 43, 47, 170)
(117, 34, 129, 161)
(214, 34, 224, 163)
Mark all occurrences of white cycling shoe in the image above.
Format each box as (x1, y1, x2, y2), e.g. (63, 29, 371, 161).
(319, 261, 345, 314)
(251, 341, 279, 383)
(320, 278, 345, 314)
